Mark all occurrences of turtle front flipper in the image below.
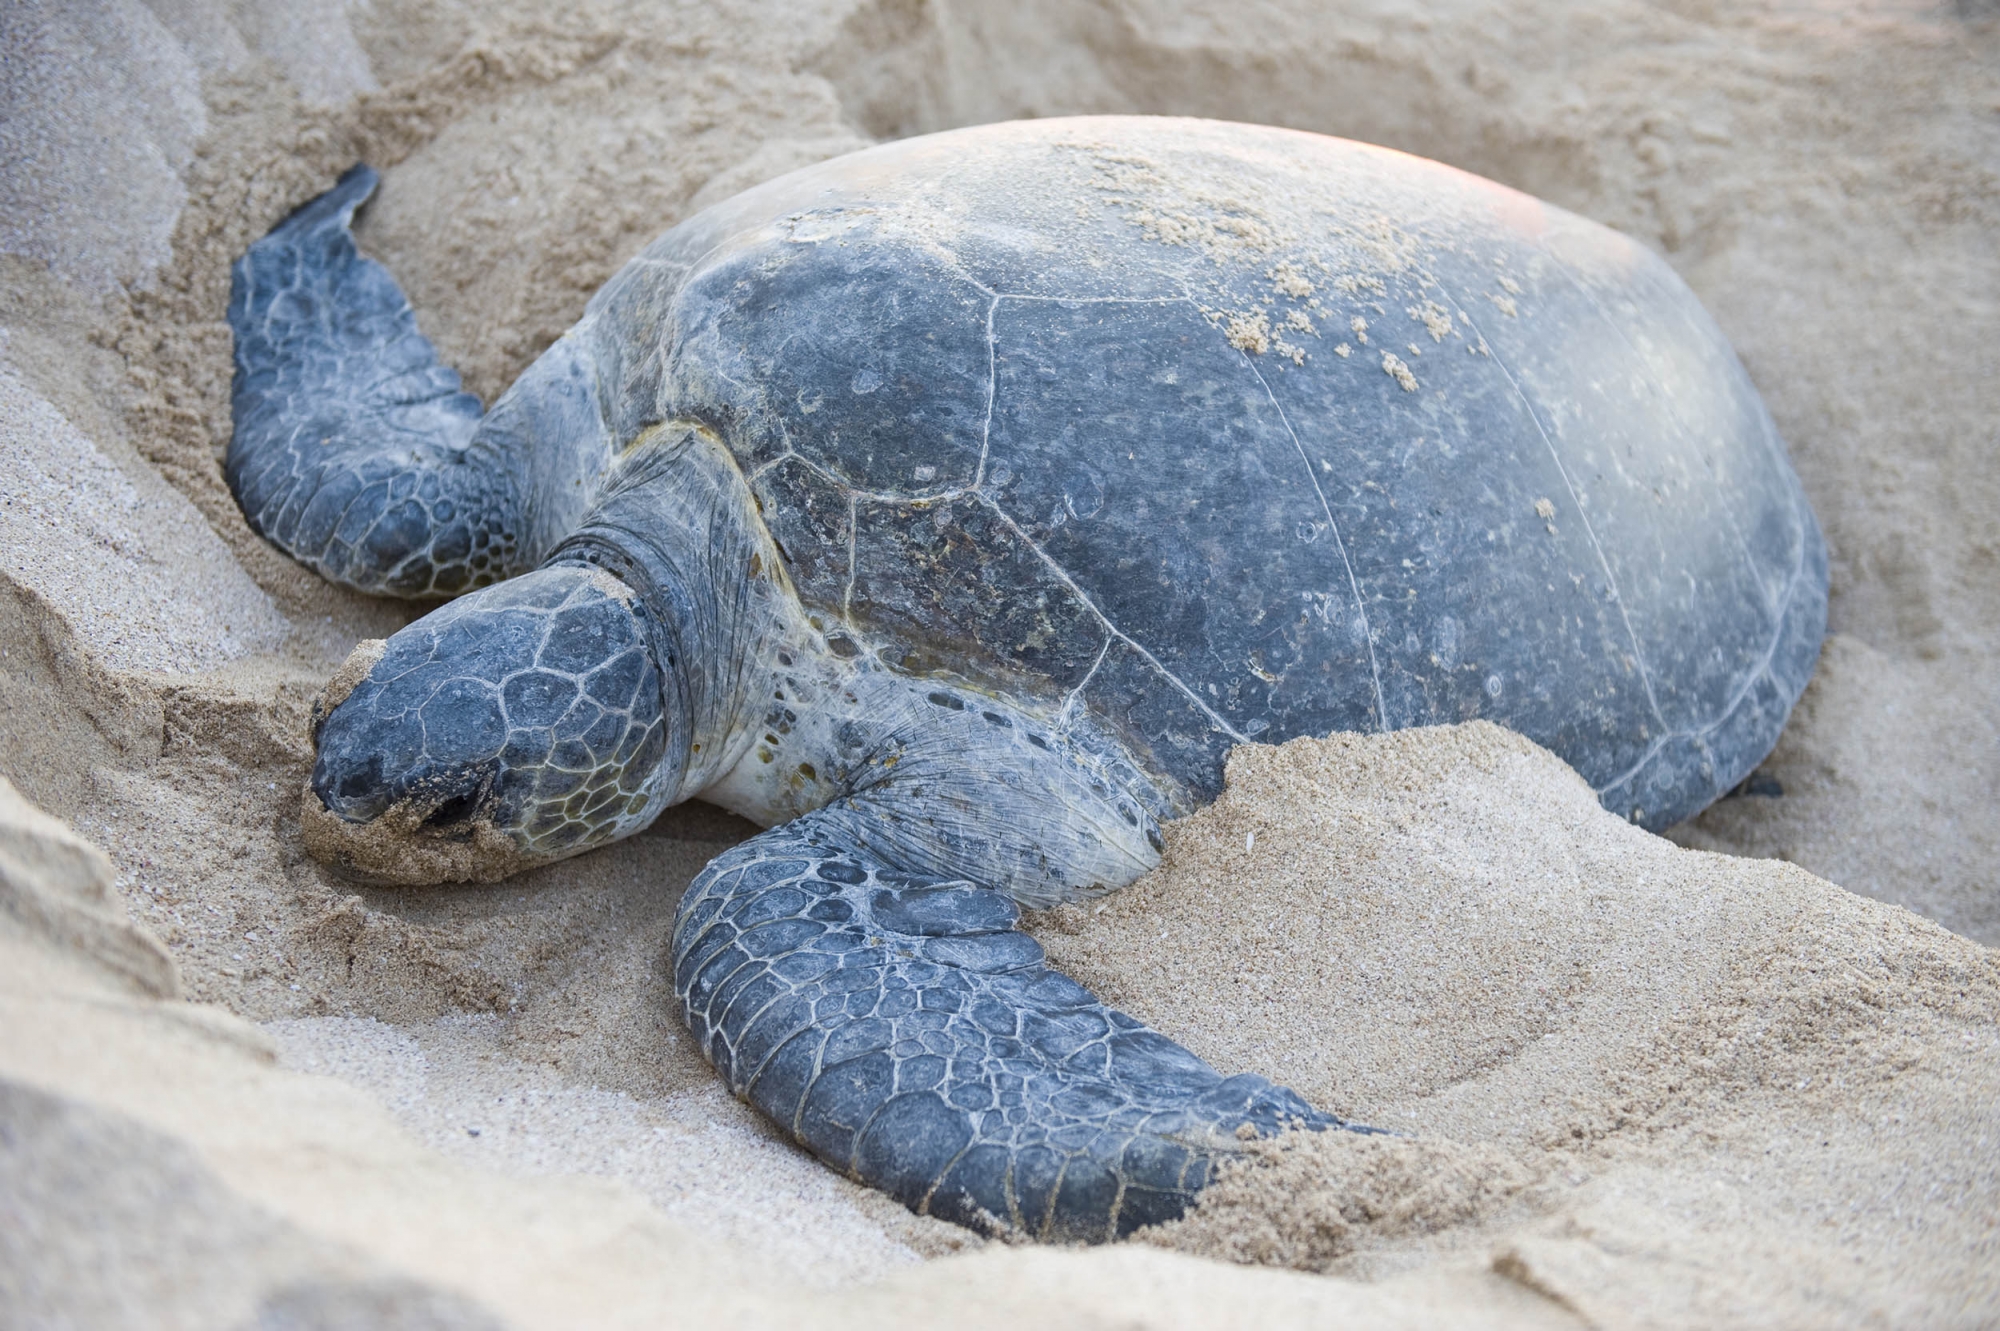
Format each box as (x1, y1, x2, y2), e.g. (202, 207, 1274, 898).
(672, 803, 1364, 1243)
(227, 166, 610, 597)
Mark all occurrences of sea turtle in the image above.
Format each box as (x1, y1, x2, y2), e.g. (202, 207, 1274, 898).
(227, 117, 1826, 1242)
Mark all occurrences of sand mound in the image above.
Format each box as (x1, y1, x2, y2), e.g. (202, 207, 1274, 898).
(7, 729, 1993, 1326)
(1032, 724, 2000, 1322)
(0, 771, 1577, 1327)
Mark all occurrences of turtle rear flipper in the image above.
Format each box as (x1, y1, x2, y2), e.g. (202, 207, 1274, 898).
(672, 802, 1367, 1243)
(227, 166, 609, 598)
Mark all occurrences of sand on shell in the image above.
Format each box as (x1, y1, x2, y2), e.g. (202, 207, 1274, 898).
(1, 0, 1997, 1325)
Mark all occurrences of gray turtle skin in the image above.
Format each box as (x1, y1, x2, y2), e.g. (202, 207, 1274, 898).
(227, 118, 1826, 1243)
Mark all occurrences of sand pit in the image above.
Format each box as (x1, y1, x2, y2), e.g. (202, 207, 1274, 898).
(2, 0, 1995, 1325)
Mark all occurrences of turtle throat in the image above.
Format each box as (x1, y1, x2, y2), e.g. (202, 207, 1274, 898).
(538, 420, 794, 803)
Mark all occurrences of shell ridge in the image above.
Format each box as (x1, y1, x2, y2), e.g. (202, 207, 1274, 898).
(1588, 511, 1823, 804)
(1523, 243, 1782, 626)
(1452, 299, 1671, 736)
(974, 494, 1248, 745)
(1235, 344, 1387, 735)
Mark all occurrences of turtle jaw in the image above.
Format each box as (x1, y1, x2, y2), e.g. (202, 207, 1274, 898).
(301, 565, 678, 885)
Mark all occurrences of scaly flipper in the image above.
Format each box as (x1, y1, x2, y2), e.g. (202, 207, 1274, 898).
(673, 802, 1359, 1242)
(228, 167, 607, 597)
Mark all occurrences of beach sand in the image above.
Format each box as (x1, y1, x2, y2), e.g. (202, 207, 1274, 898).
(1, 0, 1995, 1325)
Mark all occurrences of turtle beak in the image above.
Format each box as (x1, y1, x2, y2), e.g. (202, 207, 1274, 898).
(301, 565, 673, 884)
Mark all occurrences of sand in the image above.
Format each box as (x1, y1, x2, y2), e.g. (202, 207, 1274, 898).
(1, 0, 1996, 1325)
(1041, 724, 2000, 1323)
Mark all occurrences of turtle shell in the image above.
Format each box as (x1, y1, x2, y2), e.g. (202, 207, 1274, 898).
(584, 117, 1825, 828)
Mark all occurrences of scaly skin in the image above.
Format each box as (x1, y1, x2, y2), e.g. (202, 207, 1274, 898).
(673, 803, 1353, 1243)
(307, 565, 677, 880)
(228, 166, 610, 597)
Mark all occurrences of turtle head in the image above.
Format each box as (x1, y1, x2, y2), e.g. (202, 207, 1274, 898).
(302, 564, 683, 884)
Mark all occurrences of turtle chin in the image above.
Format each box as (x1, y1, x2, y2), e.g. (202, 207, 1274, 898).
(301, 564, 677, 885)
